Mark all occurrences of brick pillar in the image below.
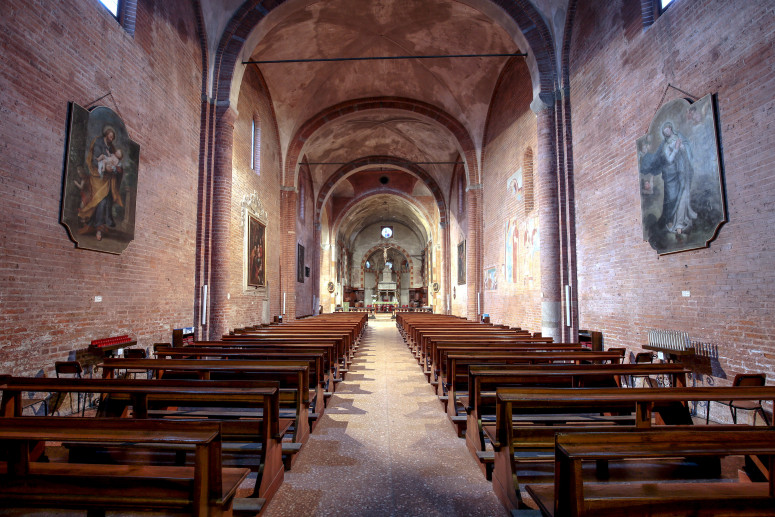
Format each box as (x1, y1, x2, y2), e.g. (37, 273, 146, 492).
(208, 105, 237, 339)
(440, 220, 451, 314)
(281, 187, 298, 322)
(532, 93, 562, 341)
(194, 95, 213, 340)
(466, 186, 483, 321)
(313, 222, 322, 315)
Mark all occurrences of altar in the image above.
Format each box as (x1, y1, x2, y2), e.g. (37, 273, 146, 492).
(377, 281, 398, 303)
(377, 253, 401, 303)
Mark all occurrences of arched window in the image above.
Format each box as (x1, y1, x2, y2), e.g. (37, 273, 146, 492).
(457, 170, 466, 218)
(642, 0, 677, 29)
(523, 147, 535, 213)
(97, 0, 137, 36)
(299, 175, 306, 220)
(251, 117, 261, 175)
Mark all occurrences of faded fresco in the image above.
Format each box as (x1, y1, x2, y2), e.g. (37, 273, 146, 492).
(505, 216, 539, 288)
(484, 267, 498, 290)
(507, 167, 523, 201)
(61, 103, 140, 254)
(637, 94, 725, 254)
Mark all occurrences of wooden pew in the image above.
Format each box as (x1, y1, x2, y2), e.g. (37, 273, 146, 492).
(437, 345, 590, 394)
(434, 349, 625, 401)
(424, 336, 563, 379)
(0, 417, 248, 517)
(211, 338, 346, 382)
(181, 340, 342, 388)
(459, 363, 689, 477)
(153, 345, 329, 408)
(0, 376, 284, 504)
(488, 385, 775, 512)
(527, 428, 775, 516)
(102, 358, 314, 447)
(413, 329, 544, 364)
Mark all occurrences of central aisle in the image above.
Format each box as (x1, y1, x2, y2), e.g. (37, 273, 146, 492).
(264, 317, 506, 516)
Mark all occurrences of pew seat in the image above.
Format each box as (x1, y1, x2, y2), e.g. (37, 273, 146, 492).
(526, 429, 775, 517)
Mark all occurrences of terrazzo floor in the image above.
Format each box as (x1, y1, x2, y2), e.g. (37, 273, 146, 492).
(263, 316, 507, 517)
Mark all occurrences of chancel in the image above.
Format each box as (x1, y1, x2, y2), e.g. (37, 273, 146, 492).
(1, 0, 774, 515)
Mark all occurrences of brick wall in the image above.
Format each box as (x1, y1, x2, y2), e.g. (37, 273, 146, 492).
(0, 0, 203, 376)
(481, 58, 542, 332)
(230, 65, 282, 326)
(570, 0, 775, 386)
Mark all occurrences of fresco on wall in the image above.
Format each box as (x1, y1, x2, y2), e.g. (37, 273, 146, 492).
(484, 267, 498, 290)
(61, 103, 140, 254)
(505, 218, 518, 283)
(505, 216, 539, 288)
(507, 167, 523, 201)
(637, 94, 726, 254)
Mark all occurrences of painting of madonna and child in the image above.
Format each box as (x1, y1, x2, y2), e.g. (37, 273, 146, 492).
(61, 103, 140, 254)
(637, 94, 726, 255)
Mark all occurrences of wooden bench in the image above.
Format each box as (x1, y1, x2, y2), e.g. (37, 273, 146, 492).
(153, 346, 330, 408)
(459, 363, 688, 477)
(437, 345, 590, 394)
(1, 376, 285, 504)
(0, 417, 248, 516)
(211, 338, 346, 382)
(526, 428, 775, 516)
(489, 385, 775, 512)
(102, 358, 314, 447)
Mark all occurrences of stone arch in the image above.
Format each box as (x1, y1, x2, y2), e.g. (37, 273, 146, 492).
(360, 244, 415, 290)
(330, 188, 435, 245)
(316, 155, 448, 229)
(285, 97, 479, 188)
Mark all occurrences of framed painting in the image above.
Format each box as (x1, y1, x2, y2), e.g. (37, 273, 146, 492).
(637, 94, 726, 254)
(457, 240, 466, 285)
(297, 243, 305, 283)
(246, 214, 266, 287)
(61, 102, 140, 254)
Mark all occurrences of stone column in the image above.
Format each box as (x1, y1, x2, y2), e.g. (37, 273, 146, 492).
(532, 93, 562, 341)
(208, 104, 237, 339)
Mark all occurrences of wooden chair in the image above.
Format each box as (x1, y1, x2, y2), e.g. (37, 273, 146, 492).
(708, 373, 769, 425)
(634, 352, 653, 363)
(123, 347, 150, 379)
(54, 360, 86, 415)
(631, 352, 654, 388)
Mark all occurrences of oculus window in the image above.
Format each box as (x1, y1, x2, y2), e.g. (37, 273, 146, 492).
(381, 226, 393, 239)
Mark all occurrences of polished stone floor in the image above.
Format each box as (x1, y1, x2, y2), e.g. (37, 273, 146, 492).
(263, 316, 507, 517)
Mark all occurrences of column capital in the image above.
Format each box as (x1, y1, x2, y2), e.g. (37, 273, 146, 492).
(530, 91, 555, 114)
(215, 103, 238, 126)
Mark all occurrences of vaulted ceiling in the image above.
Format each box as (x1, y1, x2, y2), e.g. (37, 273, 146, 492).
(198, 0, 568, 243)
